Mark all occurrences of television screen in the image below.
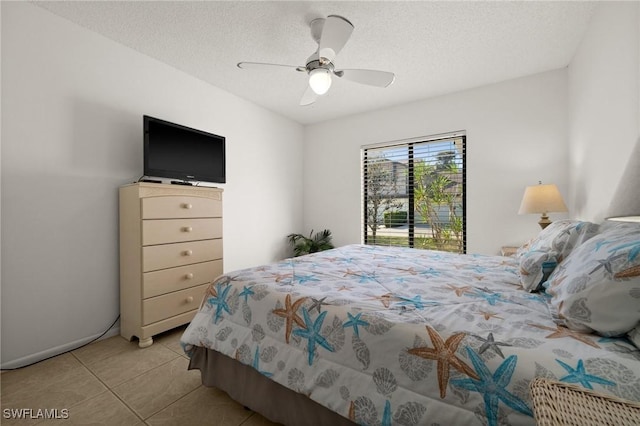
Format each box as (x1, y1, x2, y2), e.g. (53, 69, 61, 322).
(143, 115, 226, 184)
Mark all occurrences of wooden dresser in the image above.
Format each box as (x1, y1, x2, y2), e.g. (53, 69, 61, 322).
(119, 182, 223, 347)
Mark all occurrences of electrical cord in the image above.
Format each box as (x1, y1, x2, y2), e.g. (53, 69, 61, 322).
(0, 315, 121, 371)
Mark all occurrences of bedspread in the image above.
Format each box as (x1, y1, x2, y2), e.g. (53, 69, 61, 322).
(181, 244, 640, 426)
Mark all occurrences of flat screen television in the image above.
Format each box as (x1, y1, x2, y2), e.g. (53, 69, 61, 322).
(143, 115, 226, 184)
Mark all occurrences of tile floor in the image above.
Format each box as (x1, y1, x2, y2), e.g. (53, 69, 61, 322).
(1, 326, 280, 425)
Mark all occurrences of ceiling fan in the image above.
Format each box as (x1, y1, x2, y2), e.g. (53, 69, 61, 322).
(237, 15, 396, 106)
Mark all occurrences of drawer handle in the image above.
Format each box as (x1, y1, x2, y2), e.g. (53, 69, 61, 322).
(183, 250, 193, 256)
(185, 273, 194, 280)
(182, 226, 193, 232)
(182, 203, 193, 209)
(186, 296, 194, 303)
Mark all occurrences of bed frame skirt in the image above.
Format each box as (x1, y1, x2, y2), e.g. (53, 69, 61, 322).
(188, 346, 355, 426)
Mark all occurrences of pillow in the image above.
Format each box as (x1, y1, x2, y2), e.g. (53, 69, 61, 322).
(519, 250, 558, 292)
(545, 222, 640, 336)
(516, 219, 599, 263)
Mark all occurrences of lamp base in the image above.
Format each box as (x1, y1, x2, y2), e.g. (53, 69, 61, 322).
(538, 213, 551, 229)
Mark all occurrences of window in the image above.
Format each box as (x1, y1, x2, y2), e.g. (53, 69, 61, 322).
(362, 134, 466, 253)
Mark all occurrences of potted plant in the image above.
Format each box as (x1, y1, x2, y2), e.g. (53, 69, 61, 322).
(287, 229, 334, 257)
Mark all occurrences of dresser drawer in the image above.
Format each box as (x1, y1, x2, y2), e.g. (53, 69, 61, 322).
(142, 283, 209, 325)
(143, 239, 223, 272)
(142, 196, 221, 219)
(143, 260, 223, 298)
(142, 218, 222, 246)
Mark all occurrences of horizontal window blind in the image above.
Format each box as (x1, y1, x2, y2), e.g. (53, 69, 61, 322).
(362, 135, 466, 253)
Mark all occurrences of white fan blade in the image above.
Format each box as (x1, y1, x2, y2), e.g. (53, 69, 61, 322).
(336, 69, 395, 87)
(319, 15, 354, 62)
(300, 86, 318, 106)
(237, 62, 306, 72)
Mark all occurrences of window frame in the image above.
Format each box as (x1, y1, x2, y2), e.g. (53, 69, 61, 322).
(361, 132, 467, 253)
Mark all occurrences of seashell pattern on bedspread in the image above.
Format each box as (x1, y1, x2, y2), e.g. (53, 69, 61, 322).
(181, 244, 640, 426)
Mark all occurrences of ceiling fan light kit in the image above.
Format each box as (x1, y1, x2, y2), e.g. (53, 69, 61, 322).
(237, 14, 395, 106)
(309, 68, 332, 95)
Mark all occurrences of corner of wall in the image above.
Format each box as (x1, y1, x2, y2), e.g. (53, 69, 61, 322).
(567, 1, 640, 222)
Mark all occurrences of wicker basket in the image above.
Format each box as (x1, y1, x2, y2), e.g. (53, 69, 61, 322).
(530, 377, 640, 426)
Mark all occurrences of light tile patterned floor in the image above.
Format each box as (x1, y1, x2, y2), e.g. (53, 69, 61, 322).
(1, 326, 279, 425)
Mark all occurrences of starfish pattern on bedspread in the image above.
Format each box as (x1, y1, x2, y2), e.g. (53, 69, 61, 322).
(385, 266, 420, 275)
(272, 294, 307, 344)
(292, 307, 334, 365)
(522, 293, 546, 304)
(382, 400, 392, 426)
(252, 346, 273, 378)
(420, 267, 441, 277)
(358, 272, 379, 283)
(555, 359, 616, 389)
(407, 325, 479, 398)
(396, 295, 439, 310)
(343, 312, 369, 338)
(370, 293, 395, 308)
(473, 333, 512, 359)
(338, 267, 379, 283)
(529, 324, 601, 349)
(269, 272, 293, 283)
(451, 347, 533, 426)
(294, 273, 320, 284)
(239, 286, 255, 303)
(444, 284, 472, 297)
(467, 289, 512, 306)
(478, 310, 503, 321)
(342, 268, 361, 278)
(308, 297, 329, 314)
(467, 265, 488, 274)
(206, 282, 233, 324)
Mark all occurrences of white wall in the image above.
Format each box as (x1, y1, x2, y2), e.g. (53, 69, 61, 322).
(303, 70, 569, 255)
(567, 1, 640, 221)
(1, 3, 304, 368)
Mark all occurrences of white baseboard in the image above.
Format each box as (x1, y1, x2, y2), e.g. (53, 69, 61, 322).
(1, 326, 121, 370)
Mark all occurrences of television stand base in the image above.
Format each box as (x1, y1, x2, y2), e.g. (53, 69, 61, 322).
(171, 181, 193, 186)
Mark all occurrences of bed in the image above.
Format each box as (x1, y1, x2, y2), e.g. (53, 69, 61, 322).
(181, 220, 640, 425)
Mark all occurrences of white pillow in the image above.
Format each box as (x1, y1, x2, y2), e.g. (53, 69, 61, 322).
(516, 220, 599, 263)
(546, 223, 640, 336)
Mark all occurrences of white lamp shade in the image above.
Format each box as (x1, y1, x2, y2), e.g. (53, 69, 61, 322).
(518, 183, 568, 215)
(309, 68, 332, 95)
(607, 138, 640, 222)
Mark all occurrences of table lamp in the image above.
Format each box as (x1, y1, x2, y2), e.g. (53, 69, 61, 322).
(519, 182, 568, 229)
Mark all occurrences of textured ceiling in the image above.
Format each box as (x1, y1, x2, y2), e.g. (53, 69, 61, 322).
(35, 1, 596, 125)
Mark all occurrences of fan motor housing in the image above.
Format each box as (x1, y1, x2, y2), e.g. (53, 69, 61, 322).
(305, 57, 335, 74)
